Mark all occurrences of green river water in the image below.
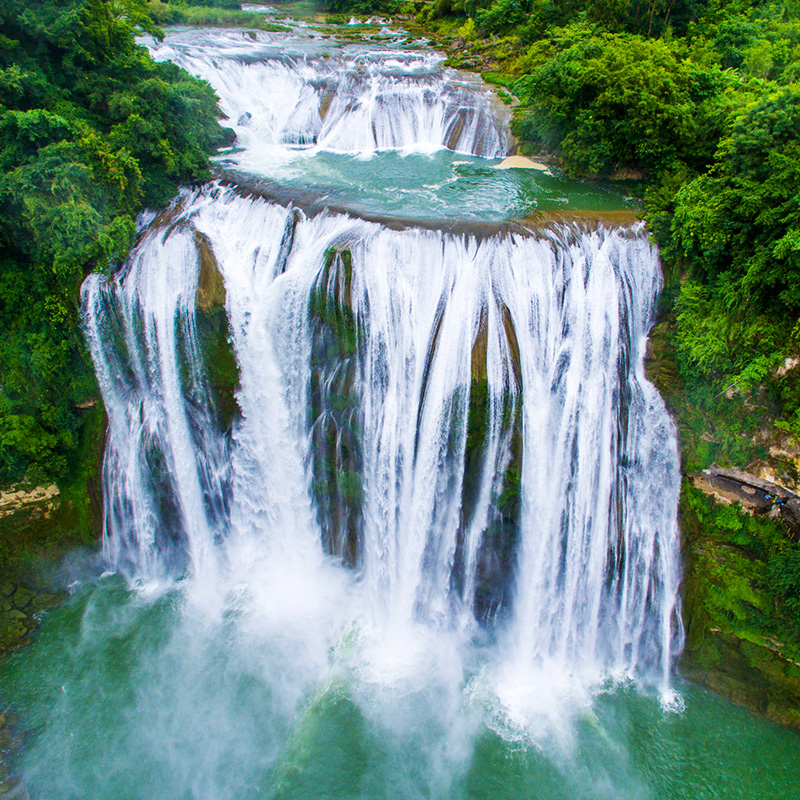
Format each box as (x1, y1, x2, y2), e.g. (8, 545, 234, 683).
(1, 577, 800, 799)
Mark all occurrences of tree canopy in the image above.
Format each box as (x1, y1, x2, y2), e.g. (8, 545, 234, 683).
(0, 0, 229, 483)
(512, 29, 726, 176)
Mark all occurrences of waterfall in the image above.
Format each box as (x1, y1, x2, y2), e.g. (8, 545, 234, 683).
(146, 29, 512, 160)
(10, 23, 800, 800)
(82, 186, 681, 700)
(78, 29, 682, 746)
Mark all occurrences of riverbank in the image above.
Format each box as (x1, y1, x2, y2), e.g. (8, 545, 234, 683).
(0, 404, 105, 654)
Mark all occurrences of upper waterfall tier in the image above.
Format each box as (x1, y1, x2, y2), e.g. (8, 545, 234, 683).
(144, 29, 632, 222)
(148, 28, 511, 158)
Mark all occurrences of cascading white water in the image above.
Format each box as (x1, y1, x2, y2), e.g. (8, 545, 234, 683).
(82, 218, 229, 582)
(147, 29, 511, 160)
(82, 185, 681, 708)
(78, 28, 682, 752)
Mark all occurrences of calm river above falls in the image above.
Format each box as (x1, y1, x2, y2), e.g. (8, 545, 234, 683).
(2, 15, 800, 800)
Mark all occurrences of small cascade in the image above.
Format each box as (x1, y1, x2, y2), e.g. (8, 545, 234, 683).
(83, 186, 681, 689)
(147, 30, 512, 158)
(82, 220, 231, 581)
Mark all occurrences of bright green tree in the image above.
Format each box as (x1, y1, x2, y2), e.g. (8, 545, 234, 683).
(0, 0, 228, 483)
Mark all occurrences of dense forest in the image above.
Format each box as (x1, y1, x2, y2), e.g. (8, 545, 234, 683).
(2, 0, 800, 695)
(0, 0, 229, 486)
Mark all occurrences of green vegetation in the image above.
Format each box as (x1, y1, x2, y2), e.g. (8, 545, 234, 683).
(511, 31, 727, 176)
(681, 481, 800, 727)
(0, 0, 230, 487)
(681, 482, 800, 649)
(146, 0, 292, 30)
(317, 0, 398, 14)
(668, 87, 800, 397)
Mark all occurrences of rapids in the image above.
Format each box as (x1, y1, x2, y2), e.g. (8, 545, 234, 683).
(148, 28, 512, 157)
(145, 28, 631, 222)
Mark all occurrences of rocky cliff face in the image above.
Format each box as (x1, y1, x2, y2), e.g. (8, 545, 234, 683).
(0, 375, 106, 654)
(647, 317, 800, 730)
(680, 483, 800, 730)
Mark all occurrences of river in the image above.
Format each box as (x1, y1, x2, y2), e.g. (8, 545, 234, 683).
(1, 15, 799, 800)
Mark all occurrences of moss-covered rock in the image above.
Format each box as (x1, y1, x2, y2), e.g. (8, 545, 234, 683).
(682, 628, 800, 729)
(193, 232, 240, 432)
(646, 307, 800, 729)
(679, 480, 800, 730)
(308, 247, 364, 566)
(458, 305, 523, 623)
(0, 707, 25, 797)
(0, 402, 105, 655)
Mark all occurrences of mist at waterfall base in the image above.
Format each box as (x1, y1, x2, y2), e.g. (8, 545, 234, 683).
(5, 576, 800, 800)
(2, 23, 800, 800)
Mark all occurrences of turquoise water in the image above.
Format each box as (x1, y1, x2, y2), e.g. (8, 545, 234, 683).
(2, 577, 799, 800)
(219, 149, 634, 223)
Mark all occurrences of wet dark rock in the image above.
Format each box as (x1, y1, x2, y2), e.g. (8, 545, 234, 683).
(693, 464, 800, 537)
(0, 583, 66, 657)
(308, 247, 363, 567)
(682, 626, 800, 731)
(0, 709, 28, 798)
(10, 589, 33, 612)
(454, 309, 522, 623)
(193, 231, 240, 432)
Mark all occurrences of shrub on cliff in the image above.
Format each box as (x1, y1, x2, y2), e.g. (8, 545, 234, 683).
(672, 86, 800, 315)
(663, 87, 800, 419)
